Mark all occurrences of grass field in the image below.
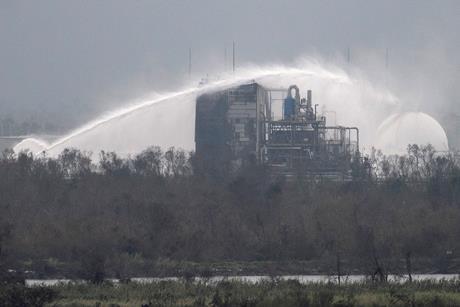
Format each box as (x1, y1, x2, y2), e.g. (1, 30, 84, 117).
(14, 278, 456, 307)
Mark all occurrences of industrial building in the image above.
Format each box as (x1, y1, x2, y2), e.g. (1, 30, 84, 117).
(195, 82, 360, 178)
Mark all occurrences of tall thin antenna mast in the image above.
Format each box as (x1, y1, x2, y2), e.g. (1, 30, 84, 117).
(232, 41, 235, 73)
(385, 48, 389, 69)
(224, 47, 227, 71)
(384, 47, 389, 88)
(188, 47, 192, 78)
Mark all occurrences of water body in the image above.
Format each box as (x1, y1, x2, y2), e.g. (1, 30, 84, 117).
(26, 274, 459, 287)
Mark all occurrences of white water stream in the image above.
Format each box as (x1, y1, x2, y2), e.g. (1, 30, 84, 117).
(16, 61, 435, 157)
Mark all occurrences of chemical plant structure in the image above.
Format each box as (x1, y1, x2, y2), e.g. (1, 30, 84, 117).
(195, 82, 360, 179)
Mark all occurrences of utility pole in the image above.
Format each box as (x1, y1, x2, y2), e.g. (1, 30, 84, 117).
(232, 41, 235, 73)
(188, 47, 192, 78)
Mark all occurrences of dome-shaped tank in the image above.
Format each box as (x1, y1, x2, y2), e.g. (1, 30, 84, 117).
(375, 112, 449, 155)
(13, 138, 48, 154)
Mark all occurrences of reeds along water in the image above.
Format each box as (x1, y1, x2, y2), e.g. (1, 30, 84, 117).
(16, 61, 400, 158)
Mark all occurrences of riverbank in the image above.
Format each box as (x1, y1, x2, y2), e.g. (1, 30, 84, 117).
(4, 278, 460, 307)
(12, 258, 460, 281)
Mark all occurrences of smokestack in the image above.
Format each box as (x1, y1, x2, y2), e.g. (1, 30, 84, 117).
(307, 90, 312, 105)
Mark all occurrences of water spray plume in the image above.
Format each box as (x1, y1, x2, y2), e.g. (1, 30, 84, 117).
(375, 112, 449, 155)
(15, 60, 404, 157)
(13, 138, 48, 154)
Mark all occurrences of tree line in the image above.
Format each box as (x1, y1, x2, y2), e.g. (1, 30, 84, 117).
(0, 145, 460, 281)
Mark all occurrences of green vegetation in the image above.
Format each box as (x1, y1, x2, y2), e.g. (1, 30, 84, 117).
(0, 283, 56, 307)
(0, 144, 460, 281)
(3, 279, 460, 307)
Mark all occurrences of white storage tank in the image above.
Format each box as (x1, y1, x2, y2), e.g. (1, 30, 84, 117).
(375, 112, 449, 155)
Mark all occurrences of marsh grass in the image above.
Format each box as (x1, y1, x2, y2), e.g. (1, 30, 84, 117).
(45, 279, 460, 307)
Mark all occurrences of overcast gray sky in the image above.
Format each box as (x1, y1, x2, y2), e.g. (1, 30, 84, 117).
(1, 0, 459, 131)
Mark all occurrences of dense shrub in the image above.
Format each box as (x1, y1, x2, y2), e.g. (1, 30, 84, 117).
(0, 284, 56, 307)
(0, 145, 459, 278)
